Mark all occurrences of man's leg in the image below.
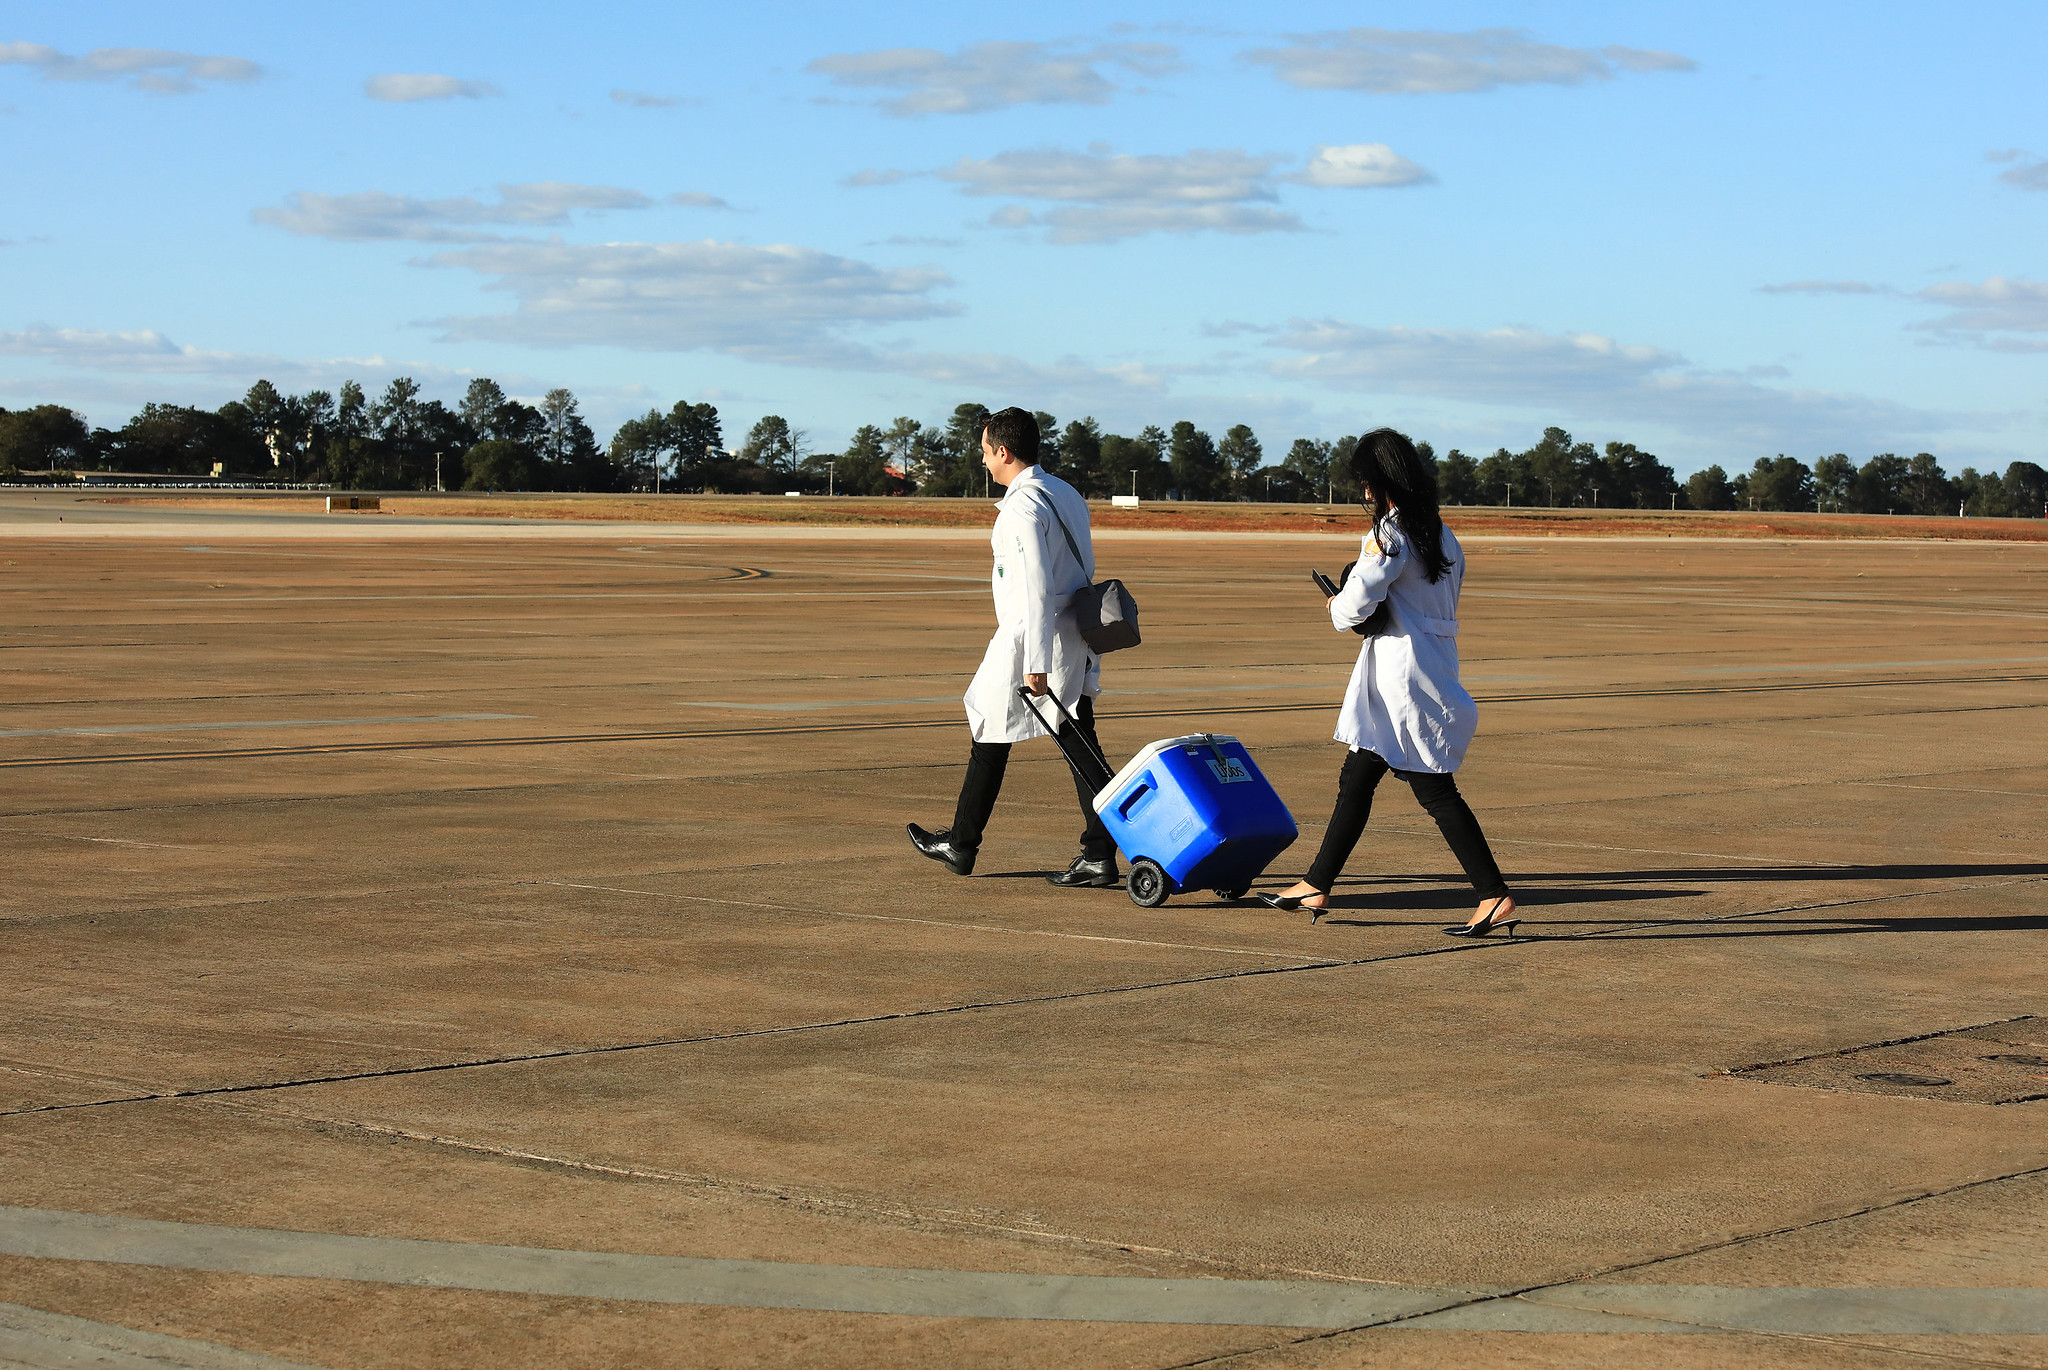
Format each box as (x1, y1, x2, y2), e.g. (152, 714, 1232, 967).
(909, 735, 1008, 876)
(949, 737, 1011, 852)
(1060, 696, 1116, 861)
(1047, 696, 1119, 886)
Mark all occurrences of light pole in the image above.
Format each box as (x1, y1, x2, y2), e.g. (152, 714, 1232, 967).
(1129, 469, 1137, 498)
(827, 460, 836, 497)
(434, 449, 443, 493)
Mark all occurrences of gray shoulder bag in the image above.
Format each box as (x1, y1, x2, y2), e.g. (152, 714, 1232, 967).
(1029, 490, 1141, 654)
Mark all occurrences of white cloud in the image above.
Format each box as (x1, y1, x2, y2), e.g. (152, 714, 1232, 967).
(1997, 160, 2048, 192)
(1243, 28, 1694, 95)
(942, 147, 1300, 241)
(807, 39, 1181, 115)
(997, 204, 1305, 244)
(404, 236, 1166, 405)
(940, 146, 1280, 204)
(1760, 272, 2048, 351)
(1602, 46, 1698, 74)
(0, 324, 486, 389)
(1914, 276, 2048, 341)
(1289, 143, 1433, 188)
(843, 168, 910, 187)
(364, 73, 499, 103)
(1757, 280, 1894, 295)
(916, 144, 1427, 242)
(0, 325, 233, 372)
(1264, 319, 1942, 448)
(253, 183, 657, 242)
(852, 349, 1171, 398)
(610, 88, 690, 108)
(1271, 320, 1677, 399)
(0, 41, 259, 94)
(667, 191, 734, 210)
(421, 239, 958, 360)
(0, 326, 567, 427)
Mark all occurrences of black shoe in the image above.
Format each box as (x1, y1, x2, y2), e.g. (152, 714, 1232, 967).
(907, 823, 976, 876)
(1255, 891, 1332, 921)
(1046, 855, 1119, 888)
(1444, 896, 1521, 938)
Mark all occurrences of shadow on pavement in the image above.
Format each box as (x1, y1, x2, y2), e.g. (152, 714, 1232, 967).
(1238, 861, 2048, 928)
(1574, 912, 2048, 939)
(1481, 861, 2046, 885)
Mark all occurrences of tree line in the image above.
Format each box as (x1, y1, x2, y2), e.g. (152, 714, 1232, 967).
(2, 385, 2042, 517)
(0, 380, 617, 491)
(1679, 450, 2048, 518)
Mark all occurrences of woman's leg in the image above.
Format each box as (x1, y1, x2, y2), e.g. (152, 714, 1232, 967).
(1278, 748, 1390, 902)
(1401, 770, 1514, 925)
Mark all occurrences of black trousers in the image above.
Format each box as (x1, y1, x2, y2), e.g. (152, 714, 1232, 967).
(950, 695, 1115, 861)
(1303, 748, 1509, 899)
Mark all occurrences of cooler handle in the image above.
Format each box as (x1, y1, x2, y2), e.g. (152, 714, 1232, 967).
(1015, 685, 1115, 791)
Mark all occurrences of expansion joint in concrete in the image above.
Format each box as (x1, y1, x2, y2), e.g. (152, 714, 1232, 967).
(230, 1102, 1312, 1285)
(0, 948, 1409, 1119)
(11, 869, 2037, 1122)
(1160, 1157, 2048, 1366)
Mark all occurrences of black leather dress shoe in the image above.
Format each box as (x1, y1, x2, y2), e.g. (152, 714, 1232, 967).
(906, 823, 976, 876)
(1046, 855, 1119, 888)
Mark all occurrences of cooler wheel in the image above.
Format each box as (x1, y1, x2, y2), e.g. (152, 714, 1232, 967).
(1127, 858, 1170, 908)
(1215, 887, 1249, 901)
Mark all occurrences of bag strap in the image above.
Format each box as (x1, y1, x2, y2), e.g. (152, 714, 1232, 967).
(1026, 486, 1088, 573)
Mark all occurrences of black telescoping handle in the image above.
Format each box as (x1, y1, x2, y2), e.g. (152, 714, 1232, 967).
(1015, 684, 1115, 792)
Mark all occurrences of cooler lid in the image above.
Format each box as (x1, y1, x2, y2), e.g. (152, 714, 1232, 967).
(1094, 733, 1242, 814)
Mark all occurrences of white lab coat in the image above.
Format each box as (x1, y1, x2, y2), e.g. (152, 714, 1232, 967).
(1329, 515, 1476, 774)
(963, 464, 1101, 743)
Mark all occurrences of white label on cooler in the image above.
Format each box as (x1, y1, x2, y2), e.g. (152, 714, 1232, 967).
(1206, 756, 1250, 784)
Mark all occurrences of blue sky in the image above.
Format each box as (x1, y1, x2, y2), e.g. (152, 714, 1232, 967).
(2, 1, 2043, 474)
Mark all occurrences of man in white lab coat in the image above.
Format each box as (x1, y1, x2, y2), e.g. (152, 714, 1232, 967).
(907, 408, 1118, 886)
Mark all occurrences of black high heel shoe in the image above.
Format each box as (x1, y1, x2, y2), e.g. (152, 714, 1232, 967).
(1255, 891, 1332, 922)
(1443, 897, 1521, 938)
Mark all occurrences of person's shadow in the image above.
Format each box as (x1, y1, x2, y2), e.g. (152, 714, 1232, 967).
(1245, 861, 2048, 935)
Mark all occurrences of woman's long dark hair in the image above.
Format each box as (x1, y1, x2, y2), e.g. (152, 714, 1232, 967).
(1349, 428, 1454, 583)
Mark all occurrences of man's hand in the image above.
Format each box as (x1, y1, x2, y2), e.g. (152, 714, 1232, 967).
(1025, 672, 1049, 696)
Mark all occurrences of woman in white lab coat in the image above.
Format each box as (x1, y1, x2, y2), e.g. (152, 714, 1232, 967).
(1258, 429, 1518, 935)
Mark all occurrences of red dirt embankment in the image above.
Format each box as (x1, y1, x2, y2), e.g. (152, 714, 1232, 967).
(89, 492, 2048, 541)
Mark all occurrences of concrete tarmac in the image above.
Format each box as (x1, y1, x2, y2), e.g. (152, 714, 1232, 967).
(1, 498, 2044, 1368)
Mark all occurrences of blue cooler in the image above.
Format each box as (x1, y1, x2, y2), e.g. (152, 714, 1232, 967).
(1094, 734, 1298, 906)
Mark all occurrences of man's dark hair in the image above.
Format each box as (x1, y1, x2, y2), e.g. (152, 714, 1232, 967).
(980, 407, 1039, 465)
